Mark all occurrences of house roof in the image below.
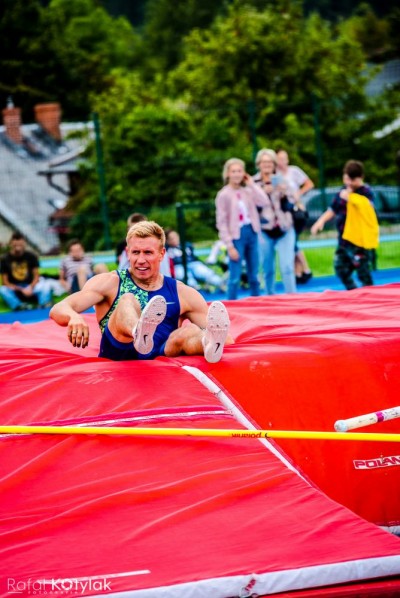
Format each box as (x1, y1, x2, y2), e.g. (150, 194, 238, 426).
(366, 59, 400, 97)
(0, 122, 92, 254)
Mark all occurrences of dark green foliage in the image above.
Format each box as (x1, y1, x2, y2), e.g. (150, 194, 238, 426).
(140, 0, 227, 72)
(0, 0, 139, 119)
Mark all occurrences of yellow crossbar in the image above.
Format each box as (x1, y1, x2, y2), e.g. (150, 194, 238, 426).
(0, 425, 399, 442)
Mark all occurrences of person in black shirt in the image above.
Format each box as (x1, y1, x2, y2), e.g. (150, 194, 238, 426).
(0, 232, 53, 310)
(311, 160, 377, 290)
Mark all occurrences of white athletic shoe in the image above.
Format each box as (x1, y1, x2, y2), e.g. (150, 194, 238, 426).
(133, 295, 167, 355)
(202, 301, 230, 363)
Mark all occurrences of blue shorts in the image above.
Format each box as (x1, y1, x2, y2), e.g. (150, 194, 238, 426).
(98, 325, 167, 361)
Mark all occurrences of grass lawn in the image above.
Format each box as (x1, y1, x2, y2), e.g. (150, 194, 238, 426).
(303, 240, 400, 277)
(303, 247, 335, 277)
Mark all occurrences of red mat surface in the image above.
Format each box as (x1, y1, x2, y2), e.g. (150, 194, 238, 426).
(182, 284, 400, 528)
(1, 285, 400, 597)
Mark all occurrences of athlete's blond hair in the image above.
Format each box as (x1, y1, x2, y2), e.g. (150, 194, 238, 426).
(126, 220, 166, 249)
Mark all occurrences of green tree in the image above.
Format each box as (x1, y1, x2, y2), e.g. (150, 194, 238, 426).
(340, 3, 391, 60)
(38, 0, 140, 119)
(303, 0, 394, 20)
(169, 2, 372, 177)
(140, 0, 227, 73)
(5, 0, 392, 248)
(72, 70, 245, 247)
(0, 0, 139, 120)
(0, 0, 45, 115)
(387, 7, 400, 59)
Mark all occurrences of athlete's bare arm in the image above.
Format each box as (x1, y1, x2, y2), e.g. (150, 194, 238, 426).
(177, 283, 209, 327)
(50, 272, 118, 348)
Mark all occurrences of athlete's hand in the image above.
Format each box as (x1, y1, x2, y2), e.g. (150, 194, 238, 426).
(67, 316, 89, 348)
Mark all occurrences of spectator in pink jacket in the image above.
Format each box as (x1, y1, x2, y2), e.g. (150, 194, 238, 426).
(215, 158, 268, 300)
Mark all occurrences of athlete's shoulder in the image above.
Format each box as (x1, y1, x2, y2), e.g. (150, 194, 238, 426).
(176, 279, 195, 294)
(86, 269, 118, 293)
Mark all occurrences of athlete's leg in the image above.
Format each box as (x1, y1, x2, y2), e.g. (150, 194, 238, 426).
(164, 301, 230, 363)
(164, 323, 204, 357)
(107, 293, 143, 342)
(202, 301, 231, 363)
(133, 295, 166, 354)
(107, 293, 167, 356)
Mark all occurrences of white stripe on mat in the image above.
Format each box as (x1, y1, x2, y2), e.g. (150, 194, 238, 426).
(88, 556, 400, 597)
(182, 365, 307, 481)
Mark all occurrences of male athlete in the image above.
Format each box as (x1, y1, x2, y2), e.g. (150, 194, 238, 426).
(50, 221, 232, 363)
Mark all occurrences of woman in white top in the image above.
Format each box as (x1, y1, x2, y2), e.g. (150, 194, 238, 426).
(215, 158, 268, 300)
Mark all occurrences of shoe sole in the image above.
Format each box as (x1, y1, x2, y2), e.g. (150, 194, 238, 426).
(133, 296, 167, 355)
(203, 301, 230, 363)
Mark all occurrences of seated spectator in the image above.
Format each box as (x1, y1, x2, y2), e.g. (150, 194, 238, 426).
(59, 239, 108, 294)
(206, 239, 227, 268)
(165, 229, 225, 291)
(206, 239, 248, 288)
(117, 212, 173, 277)
(0, 231, 53, 310)
(35, 275, 66, 301)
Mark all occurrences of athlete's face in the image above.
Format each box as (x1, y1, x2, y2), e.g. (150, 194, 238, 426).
(127, 235, 165, 282)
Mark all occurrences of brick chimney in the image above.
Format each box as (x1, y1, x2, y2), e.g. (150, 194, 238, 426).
(34, 102, 62, 141)
(2, 98, 23, 145)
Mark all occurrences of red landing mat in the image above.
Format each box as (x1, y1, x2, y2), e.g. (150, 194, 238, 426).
(0, 285, 400, 596)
